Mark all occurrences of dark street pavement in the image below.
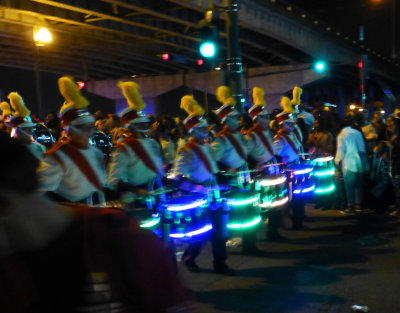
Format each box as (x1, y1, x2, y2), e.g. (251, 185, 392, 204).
(177, 207, 400, 313)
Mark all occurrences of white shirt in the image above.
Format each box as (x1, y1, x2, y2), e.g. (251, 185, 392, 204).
(38, 145, 106, 202)
(211, 131, 247, 169)
(173, 141, 219, 184)
(335, 126, 369, 174)
(107, 137, 164, 187)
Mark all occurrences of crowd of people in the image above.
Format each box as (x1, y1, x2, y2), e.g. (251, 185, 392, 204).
(1, 76, 400, 312)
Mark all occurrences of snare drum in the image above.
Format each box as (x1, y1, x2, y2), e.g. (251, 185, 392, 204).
(163, 192, 211, 241)
(254, 171, 289, 212)
(308, 154, 335, 195)
(222, 189, 261, 230)
(284, 164, 315, 199)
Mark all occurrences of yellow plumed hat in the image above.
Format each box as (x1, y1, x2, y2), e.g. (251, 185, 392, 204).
(216, 86, 236, 106)
(180, 95, 204, 116)
(291, 86, 302, 106)
(118, 81, 149, 126)
(58, 76, 89, 114)
(118, 81, 145, 111)
(281, 96, 294, 114)
(8, 92, 30, 117)
(252, 87, 266, 106)
(0, 101, 13, 118)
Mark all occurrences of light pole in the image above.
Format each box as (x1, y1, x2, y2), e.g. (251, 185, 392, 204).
(33, 26, 52, 119)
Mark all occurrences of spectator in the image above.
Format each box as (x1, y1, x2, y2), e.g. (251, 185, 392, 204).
(0, 132, 194, 313)
(306, 117, 335, 155)
(387, 115, 400, 215)
(335, 113, 369, 214)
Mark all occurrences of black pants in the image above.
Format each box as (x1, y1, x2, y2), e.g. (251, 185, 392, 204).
(266, 208, 282, 237)
(291, 197, 305, 230)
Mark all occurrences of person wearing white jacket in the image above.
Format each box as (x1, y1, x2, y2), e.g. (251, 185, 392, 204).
(335, 113, 369, 213)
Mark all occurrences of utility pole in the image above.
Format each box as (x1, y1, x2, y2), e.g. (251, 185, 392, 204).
(225, 0, 244, 112)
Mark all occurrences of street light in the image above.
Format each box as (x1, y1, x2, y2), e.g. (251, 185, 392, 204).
(32, 26, 52, 118)
(33, 27, 52, 46)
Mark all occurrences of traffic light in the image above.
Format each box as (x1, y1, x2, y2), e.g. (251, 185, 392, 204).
(198, 10, 220, 59)
(314, 61, 326, 72)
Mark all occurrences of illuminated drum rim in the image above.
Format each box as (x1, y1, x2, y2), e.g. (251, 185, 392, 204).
(259, 196, 289, 208)
(169, 224, 213, 238)
(314, 169, 335, 176)
(313, 156, 334, 163)
(227, 195, 259, 206)
(259, 175, 287, 186)
(315, 184, 335, 194)
(140, 217, 161, 228)
(293, 185, 315, 194)
(228, 216, 261, 229)
(166, 199, 207, 212)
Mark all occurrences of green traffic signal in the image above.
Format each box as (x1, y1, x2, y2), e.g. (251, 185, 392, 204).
(200, 42, 217, 58)
(314, 61, 326, 71)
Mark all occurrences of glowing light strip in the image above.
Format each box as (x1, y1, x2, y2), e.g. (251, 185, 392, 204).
(315, 185, 335, 194)
(167, 199, 207, 211)
(140, 218, 160, 228)
(293, 185, 315, 194)
(259, 196, 289, 208)
(293, 168, 313, 175)
(314, 156, 334, 163)
(259, 176, 287, 186)
(169, 224, 213, 238)
(228, 216, 261, 229)
(227, 196, 259, 206)
(314, 169, 335, 176)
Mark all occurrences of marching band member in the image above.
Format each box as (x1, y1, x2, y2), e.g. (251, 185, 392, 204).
(38, 76, 106, 204)
(173, 94, 235, 275)
(107, 81, 164, 199)
(281, 93, 304, 145)
(212, 86, 263, 255)
(273, 106, 305, 230)
(5, 93, 45, 161)
(245, 87, 285, 241)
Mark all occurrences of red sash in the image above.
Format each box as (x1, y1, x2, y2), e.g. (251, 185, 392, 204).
(278, 131, 299, 155)
(293, 125, 303, 143)
(121, 136, 162, 176)
(217, 127, 246, 161)
(184, 139, 214, 175)
(47, 138, 102, 190)
(250, 125, 274, 155)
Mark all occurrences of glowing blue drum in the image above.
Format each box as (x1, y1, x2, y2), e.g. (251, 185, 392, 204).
(308, 154, 335, 195)
(163, 193, 212, 241)
(284, 164, 315, 199)
(222, 189, 261, 231)
(254, 172, 289, 212)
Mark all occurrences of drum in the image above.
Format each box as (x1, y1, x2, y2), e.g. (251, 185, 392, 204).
(284, 164, 315, 199)
(32, 123, 56, 148)
(254, 171, 289, 212)
(90, 130, 113, 160)
(163, 192, 211, 241)
(222, 189, 261, 230)
(308, 154, 335, 195)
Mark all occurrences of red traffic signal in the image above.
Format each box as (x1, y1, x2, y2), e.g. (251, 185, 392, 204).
(77, 81, 86, 89)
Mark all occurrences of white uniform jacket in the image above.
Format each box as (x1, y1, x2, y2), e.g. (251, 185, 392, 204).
(173, 138, 219, 184)
(107, 136, 164, 187)
(27, 142, 46, 161)
(38, 144, 106, 202)
(211, 127, 248, 169)
(244, 124, 275, 165)
(273, 130, 303, 164)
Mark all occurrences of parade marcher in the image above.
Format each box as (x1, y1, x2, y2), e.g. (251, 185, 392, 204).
(5, 92, 45, 161)
(273, 107, 305, 230)
(281, 94, 305, 146)
(173, 94, 234, 275)
(212, 86, 263, 255)
(38, 76, 106, 204)
(290, 86, 314, 144)
(107, 81, 164, 203)
(335, 113, 369, 214)
(245, 87, 285, 241)
(0, 132, 195, 313)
